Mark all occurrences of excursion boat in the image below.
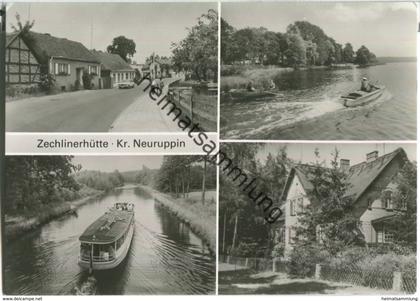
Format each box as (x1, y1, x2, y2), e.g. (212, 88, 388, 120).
(341, 85, 385, 107)
(78, 203, 135, 271)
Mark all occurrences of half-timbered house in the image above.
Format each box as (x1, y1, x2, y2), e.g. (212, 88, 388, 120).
(6, 32, 41, 85)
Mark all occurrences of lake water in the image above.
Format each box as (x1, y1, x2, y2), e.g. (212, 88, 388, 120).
(3, 187, 215, 295)
(221, 62, 416, 140)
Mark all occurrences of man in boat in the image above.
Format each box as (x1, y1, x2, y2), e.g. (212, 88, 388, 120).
(361, 77, 379, 92)
(246, 81, 256, 92)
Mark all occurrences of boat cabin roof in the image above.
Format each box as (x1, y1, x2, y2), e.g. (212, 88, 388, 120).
(79, 207, 134, 244)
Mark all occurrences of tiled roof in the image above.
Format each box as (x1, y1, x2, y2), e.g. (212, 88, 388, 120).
(90, 50, 133, 71)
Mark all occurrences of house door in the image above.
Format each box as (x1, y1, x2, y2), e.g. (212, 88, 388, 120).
(76, 68, 83, 88)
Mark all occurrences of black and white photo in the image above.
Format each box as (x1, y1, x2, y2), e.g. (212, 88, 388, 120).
(3, 155, 216, 295)
(220, 2, 417, 140)
(5, 2, 218, 132)
(218, 143, 416, 294)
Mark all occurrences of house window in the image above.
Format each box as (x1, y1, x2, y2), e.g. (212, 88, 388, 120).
(382, 190, 393, 210)
(89, 66, 98, 75)
(125, 73, 129, 80)
(290, 199, 296, 216)
(297, 197, 303, 213)
(56, 63, 70, 75)
(377, 226, 394, 243)
(290, 198, 304, 216)
(288, 227, 296, 244)
(401, 198, 408, 211)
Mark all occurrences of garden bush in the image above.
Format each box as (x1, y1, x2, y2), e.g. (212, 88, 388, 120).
(38, 73, 56, 93)
(286, 243, 329, 278)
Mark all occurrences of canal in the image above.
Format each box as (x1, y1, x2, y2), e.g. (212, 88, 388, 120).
(3, 186, 215, 295)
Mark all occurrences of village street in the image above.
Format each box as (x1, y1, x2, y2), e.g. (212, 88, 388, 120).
(6, 80, 181, 132)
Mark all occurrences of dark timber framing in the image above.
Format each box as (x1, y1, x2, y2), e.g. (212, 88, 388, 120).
(6, 33, 40, 84)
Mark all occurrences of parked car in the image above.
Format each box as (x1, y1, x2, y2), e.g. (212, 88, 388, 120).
(118, 81, 135, 89)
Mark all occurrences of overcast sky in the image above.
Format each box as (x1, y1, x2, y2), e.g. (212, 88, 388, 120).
(7, 2, 216, 63)
(223, 2, 417, 57)
(72, 156, 163, 172)
(256, 143, 416, 167)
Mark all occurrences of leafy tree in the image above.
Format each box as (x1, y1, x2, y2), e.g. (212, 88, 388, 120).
(343, 43, 354, 63)
(172, 9, 218, 82)
(107, 36, 136, 63)
(221, 17, 236, 64)
(295, 149, 365, 255)
(355, 45, 377, 66)
(5, 156, 79, 214)
(285, 31, 306, 68)
(385, 161, 417, 251)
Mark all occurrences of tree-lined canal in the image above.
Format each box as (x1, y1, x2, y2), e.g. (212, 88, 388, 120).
(4, 187, 215, 295)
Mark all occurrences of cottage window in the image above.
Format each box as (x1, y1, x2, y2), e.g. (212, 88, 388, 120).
(288, 227, 296, 244)
(297, 197, 304, 213)
(89, 65, 98, 75)
(377, 225, 394, 243)
(401, 198, 408, 211)
(55, 63, 70, 75)
(290, 199, 296, 216)
(382, 190, 393, 210)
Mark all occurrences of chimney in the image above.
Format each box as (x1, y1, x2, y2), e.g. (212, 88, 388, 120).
(366, 151, 379, 163)
(340, 159, 350, 173)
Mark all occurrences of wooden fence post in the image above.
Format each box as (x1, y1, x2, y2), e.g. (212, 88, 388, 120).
(227, 255, 230, 264)
(393, 271, 402, 292)
(272, 258, 277, 273)
(315, 264, 321, 280)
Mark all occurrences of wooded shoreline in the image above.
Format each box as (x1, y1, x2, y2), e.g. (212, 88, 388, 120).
(4, 191, 105, 241)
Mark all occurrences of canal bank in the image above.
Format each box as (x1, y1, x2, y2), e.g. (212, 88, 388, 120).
(140, 185, 216, 254)
(4, 190, 105, 241)
(4, 185, 216, 295)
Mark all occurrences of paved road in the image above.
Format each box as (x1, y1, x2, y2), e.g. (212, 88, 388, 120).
(110, 77, 182, 132)
(6, 84, 151, 132)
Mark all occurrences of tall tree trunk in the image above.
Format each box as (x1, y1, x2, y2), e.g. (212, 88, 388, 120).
(182, 176, 185, 198)
(222, 212, 227, 254)
(231, 214, 239, 254)
(201, 159, 207, 205)
(186, 166, 191, 199)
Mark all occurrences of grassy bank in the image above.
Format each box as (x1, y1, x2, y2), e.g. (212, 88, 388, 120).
(221, 66, 293, 93)
(140, 186, 216, 254)
(4, 189, 105, 241)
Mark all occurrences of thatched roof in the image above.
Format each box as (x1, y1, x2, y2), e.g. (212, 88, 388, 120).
(281, 148, 408, 205)
(6, 32, 19, 47)
(22, 31, 99, 64)
(90, 50, 133, 72)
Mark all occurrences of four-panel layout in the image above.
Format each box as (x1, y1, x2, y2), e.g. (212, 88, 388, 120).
(2, 1, 417, 296)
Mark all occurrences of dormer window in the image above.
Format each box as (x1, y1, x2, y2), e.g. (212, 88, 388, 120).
(381, 190, 393, 210)
(401, 198, 408, 211)
(290, 199, 296, 216)
(290, 198, 304, 216)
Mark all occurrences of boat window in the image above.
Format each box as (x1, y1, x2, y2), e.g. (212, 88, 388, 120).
(80, 243, 91, 258)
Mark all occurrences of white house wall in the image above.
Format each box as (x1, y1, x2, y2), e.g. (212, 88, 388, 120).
(284, 174, 310, 252)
